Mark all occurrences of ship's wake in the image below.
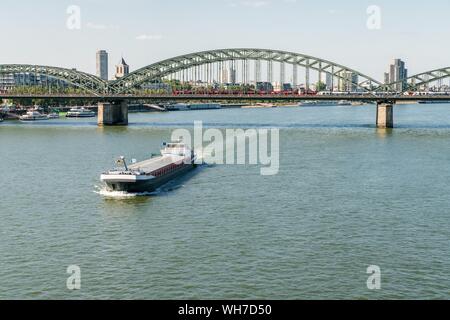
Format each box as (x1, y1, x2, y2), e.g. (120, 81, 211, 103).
(93, 185, 160, 198)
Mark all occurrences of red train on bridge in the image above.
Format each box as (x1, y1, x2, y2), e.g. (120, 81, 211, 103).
(171, 89, 317, 96)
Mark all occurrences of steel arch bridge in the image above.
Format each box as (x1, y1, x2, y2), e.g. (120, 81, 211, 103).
(0, 64, 109, 95)
(0, 49, 383, 95)
(381, 67, 450, 92)
(2, 50, 450, 95)
(109, 48, 383, 93)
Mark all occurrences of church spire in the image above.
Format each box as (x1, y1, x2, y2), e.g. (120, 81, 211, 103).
(115, 56, 130, 79)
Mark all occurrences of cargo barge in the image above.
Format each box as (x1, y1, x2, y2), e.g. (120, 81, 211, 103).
(100, 141, 197, 193)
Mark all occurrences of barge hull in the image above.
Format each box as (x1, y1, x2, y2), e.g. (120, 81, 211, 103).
(104, 163, 195, 193)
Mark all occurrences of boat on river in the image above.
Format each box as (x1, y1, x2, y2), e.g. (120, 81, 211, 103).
(66, 107, 96, 118)
(299, 100, 351, 107)
(19, 111, 49, 121)
(47, 112, 60, 119)
(100, 141, 197, 193)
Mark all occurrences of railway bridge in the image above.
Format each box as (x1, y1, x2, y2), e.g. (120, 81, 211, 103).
(2, 48, 450, 128)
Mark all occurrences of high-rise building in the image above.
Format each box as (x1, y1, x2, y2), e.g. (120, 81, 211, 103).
(221, 67, 236, 84)
(386, 59, 408, 91)
(326, 73, 333, 90)
(115, 57, 130, 79)
(96, 50, 109, 81)
(338, 71, 358, 92)
(228, 67, 236, 84)
(221, 68, 228, 84)
(384, 72, 390, 85)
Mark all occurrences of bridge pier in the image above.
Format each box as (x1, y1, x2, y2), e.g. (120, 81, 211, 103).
(98, 101, 128, 126)
(376, 102, 394, 128)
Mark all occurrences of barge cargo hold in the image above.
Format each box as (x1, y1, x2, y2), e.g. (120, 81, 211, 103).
(101, 141, 197, 193)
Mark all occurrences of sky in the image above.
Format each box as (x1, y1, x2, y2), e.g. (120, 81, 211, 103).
(1, 0, 450, 81)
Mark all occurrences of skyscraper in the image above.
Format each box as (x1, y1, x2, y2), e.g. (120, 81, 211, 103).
(384, 72, 390, 85)
(115, 57, 130, 79)
(338, 71, 358, 92)
(387, 59, 408, 91)
(221, 68, 228, 84)
(221, 66, 236, 84)
(96, 50, 109, 81)
(326, 73, 333, 90)
(228, 67, 236, 84)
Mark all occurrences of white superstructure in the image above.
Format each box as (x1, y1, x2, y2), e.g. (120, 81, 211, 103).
(66, 107, 96, 118)
(19, 111, 49, 121)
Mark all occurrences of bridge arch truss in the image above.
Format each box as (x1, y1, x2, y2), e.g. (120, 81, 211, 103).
(382, 67, 450, 92)
(0, 64, 108, 95)
(109, 48, 382, 94)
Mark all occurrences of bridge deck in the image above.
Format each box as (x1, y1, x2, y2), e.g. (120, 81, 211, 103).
(1, 94, 450, 102)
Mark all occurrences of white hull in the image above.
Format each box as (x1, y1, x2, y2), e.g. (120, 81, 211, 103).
(20, 110, 49, 121)
(66, 113, 96, 118)
(66, 107, 96, 118)
(20, 116, 49, 121)
(299, 101, 351, 107)
(47, 113, 60, 119)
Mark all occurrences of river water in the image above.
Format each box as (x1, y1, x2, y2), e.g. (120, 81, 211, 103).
(0, 104, 449, 299)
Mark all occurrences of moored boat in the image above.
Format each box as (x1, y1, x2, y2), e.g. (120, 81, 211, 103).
(337, 100, 352, 106)
(100, 141, 197, 193)
(66, 107, 96, 118)
(299, 100, 351, 107)
(166, 103, 222, 111)
(47, 112, 60, 119)
(418, 100, 450, 104)
(19, 111, 49, 121)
